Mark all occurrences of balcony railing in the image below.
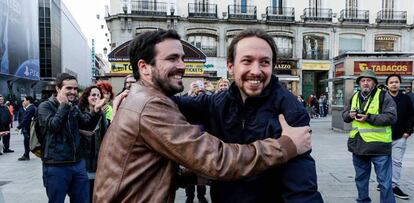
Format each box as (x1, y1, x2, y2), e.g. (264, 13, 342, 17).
(339, 9, 369, 23)
(277, 48, 293, 58)
(130, 1, 167, 16)
(266, 7, 295, 22)
(198, 46, 217, 57)
(303, 8, 332, 22)
(228, 5, 257, 20)
(376, 10, 407, 24)
(188, 3, 217, 19)
(302, 49, 330, 60)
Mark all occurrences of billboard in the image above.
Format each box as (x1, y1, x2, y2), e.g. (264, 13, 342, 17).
(0, 0, 40, 80)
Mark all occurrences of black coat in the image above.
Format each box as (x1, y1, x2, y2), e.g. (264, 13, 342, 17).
(17, 104, 37, 134)
(173, 75, 322, 203)
(391, 92, 413, 140)
(38, 96, 98, 165)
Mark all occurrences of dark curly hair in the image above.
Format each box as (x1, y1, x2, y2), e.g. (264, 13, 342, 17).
(79, 85, 103, 111)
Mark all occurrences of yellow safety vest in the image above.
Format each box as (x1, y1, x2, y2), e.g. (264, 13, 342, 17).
(349, 89, 392, 143)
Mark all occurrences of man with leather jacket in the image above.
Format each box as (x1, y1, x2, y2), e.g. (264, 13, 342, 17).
(38, 73, 103, 203)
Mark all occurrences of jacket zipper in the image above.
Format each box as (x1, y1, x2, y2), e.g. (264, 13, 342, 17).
(67, 112, 76, 161)
(242, 119, 245, 130)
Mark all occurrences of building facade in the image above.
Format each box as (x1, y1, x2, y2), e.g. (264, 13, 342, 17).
(105, 0, 414, 100)
(38, 0, 93, 98)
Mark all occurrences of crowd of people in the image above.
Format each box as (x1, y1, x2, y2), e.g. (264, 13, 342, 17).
(1, 27, 413, 203)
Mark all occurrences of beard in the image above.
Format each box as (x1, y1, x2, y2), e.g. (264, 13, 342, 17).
(151, 67, 184, 96)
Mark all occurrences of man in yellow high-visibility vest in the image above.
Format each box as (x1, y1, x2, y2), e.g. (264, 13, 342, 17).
(342, 69, 397, 203)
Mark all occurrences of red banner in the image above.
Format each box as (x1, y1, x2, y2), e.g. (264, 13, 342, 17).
(335, 63, 344, 77)
(354, 61, 413, 75)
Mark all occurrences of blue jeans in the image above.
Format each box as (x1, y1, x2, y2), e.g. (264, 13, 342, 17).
(42, 160, 89, 203)
(352, 154, 395, 203)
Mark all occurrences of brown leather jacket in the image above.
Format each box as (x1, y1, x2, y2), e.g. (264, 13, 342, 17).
(93, 81, 297, 203)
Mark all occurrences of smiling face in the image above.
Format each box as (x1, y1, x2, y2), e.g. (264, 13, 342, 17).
(227, 37, 273, 101)
(148, 39, 186, 96)
(56, 79, 78, 102)
(88, 88, 101, 107)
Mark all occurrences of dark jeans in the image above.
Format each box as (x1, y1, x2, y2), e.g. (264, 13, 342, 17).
(186, 185, 206, 198)
(1, 132, 10, 151)
(353, 154, 395, 203)
(42, 160, 89, 203)
(22, 132, 30, 157)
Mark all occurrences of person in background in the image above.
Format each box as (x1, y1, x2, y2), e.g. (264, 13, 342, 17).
(78, 85, 107, 203)
(184, 80, 208, 203)
(204, 81, 215, 95)
(342, 69, 397, 203)
(297, 95, 306, 108)
(119, 74, 136, 94)
(96, 81, 114, 124)
(404, 86, 414, 108)
(16, 96, 37, 161)
(385, 74, 413, 200)
(318, 95, 325, 117)
(0, 95, 12, 154)
(5, 101, 13, 128)
(215, 78, 230, 93)
(38, 73, 103, 203)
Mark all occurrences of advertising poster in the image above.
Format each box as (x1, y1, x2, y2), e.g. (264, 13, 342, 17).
(0, 0, 40, 80)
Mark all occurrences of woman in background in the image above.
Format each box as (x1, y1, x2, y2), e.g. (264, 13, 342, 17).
(78, 85, 107, 203)
(96, 81, 114, 124)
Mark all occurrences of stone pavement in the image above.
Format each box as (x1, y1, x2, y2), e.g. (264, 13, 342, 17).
(0, 117, 413, 203)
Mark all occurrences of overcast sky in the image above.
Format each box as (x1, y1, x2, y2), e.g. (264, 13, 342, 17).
(62, 0, 110, 56)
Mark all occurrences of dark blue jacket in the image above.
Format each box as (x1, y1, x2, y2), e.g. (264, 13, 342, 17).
(17, 104, 37, 134)
(174, 75, 323, 203)
(38, 96, 98, 165)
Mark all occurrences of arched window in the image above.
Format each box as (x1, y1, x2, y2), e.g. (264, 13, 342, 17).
(303, 34, 329, 60)
(188, 35, 217, 57)
(339, 34, 364, 55)
(273, 36, 293, 58)
(374, 35, 400, 52)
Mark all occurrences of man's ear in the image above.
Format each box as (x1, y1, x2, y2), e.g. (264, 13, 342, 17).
(55, 86, 60, 94)
(138, 59, 151, 76)
(226, 60, 234, 77)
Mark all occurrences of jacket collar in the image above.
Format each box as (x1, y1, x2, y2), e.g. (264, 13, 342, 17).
(228, 75, 280, 103)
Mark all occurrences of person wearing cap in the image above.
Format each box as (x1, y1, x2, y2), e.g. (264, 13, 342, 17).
(342, 69, 397, 203)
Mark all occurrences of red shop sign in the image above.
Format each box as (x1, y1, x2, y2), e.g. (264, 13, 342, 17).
(354, 61, 413, 76)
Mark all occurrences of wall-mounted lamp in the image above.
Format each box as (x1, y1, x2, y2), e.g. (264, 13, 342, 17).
(222, 12, 227, 19)
(122, 4, 127, 14)
(170, 7, 175, 16)
(261, 13, 266, 20)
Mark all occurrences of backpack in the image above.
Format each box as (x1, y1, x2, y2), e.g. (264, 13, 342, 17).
(29, 110, 43, 158)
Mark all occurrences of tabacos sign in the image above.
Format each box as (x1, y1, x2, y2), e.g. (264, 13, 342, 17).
(354, 61, 413, 75)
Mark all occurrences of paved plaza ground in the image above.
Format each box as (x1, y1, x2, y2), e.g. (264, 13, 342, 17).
(0, 117, 413, 202)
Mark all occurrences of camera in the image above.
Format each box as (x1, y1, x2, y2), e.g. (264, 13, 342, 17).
(355, 109, 365, 119)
